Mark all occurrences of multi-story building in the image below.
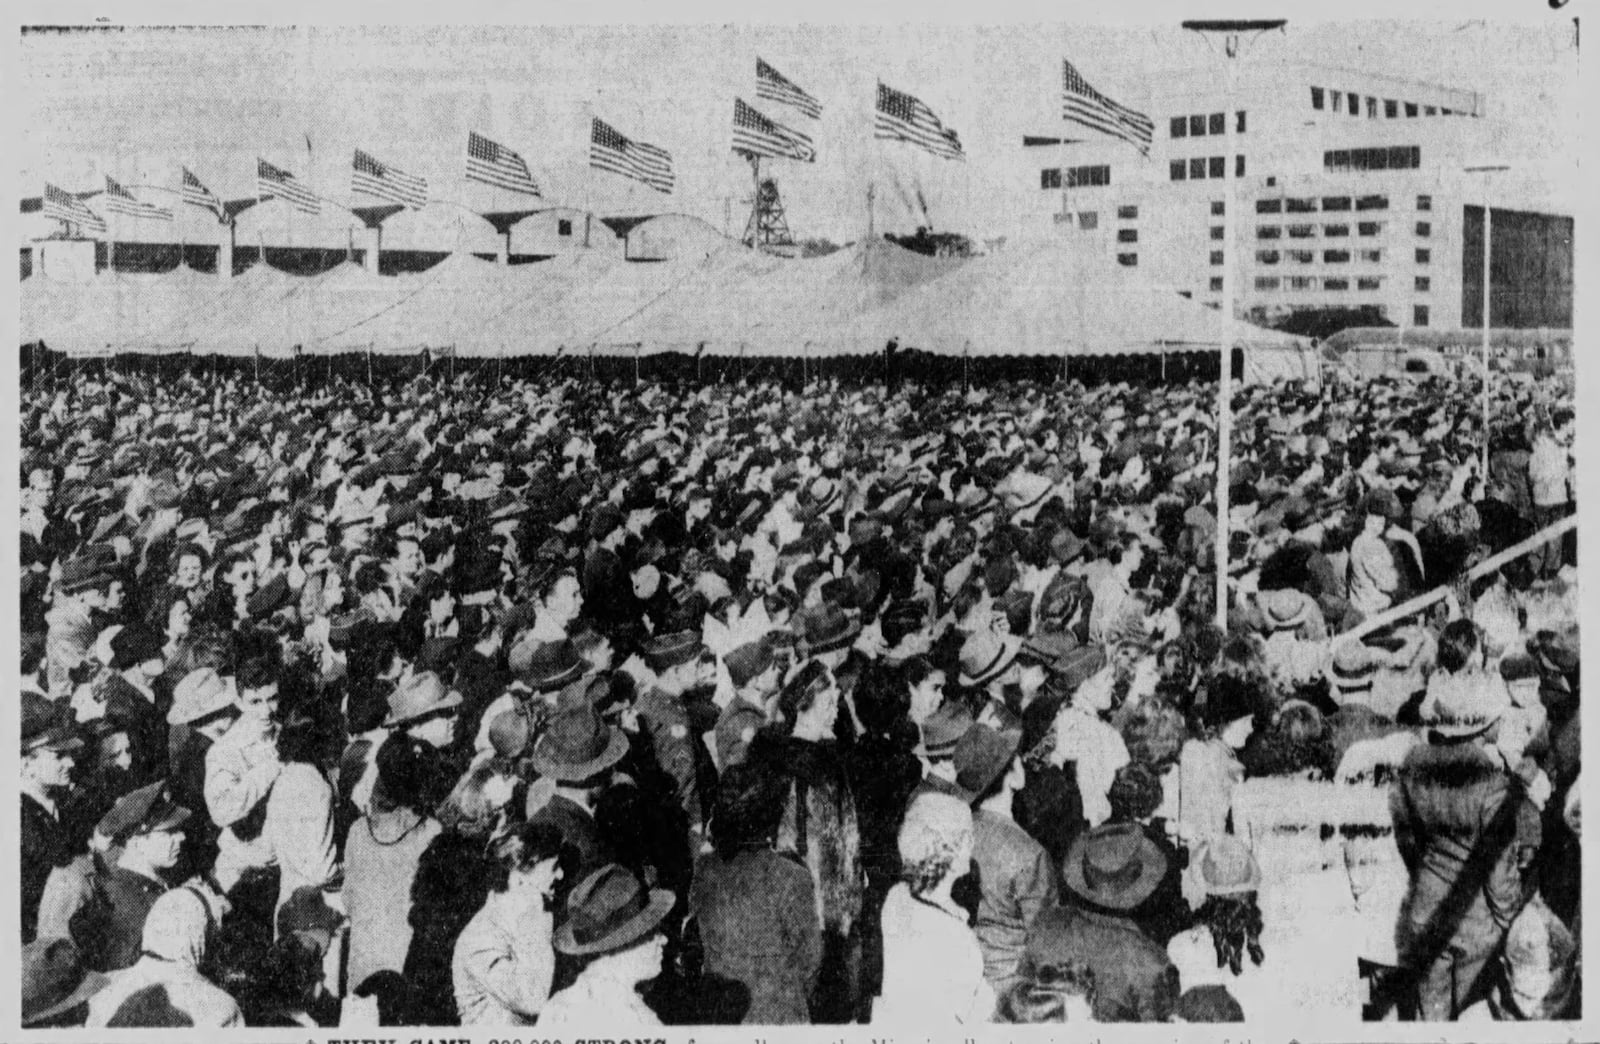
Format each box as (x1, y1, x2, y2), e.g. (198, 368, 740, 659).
(1028, 62, 1573, 332)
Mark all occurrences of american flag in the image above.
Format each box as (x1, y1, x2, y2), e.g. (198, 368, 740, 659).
(756, 58, 822, 120)
(732, 98, 816, 163)
(1062, 59, 1153, 154)
(590, 118, 674, 194)
(181, 167, 227, 221)
(466, 132, 541, 196)
(102, 176, 173, 221)
(875, 83, 964, 160)
(42, 183, 106, 234)
(352, 149, 428, 209)
(256, 159, 320, 215)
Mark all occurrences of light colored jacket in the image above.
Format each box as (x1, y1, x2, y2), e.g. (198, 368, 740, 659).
(874, 883, 994, 1026)
(1529, 435, 1569, 507)
(266, 763, 338, 919)
(451, 895, 555, 1026)
(538, 960, 661, 1029)
(1346, 532, 1399, 615)
(86, 956, 244, 1028)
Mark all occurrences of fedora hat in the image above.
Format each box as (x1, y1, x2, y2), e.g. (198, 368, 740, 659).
(555, 863, 676, 956)
(916, 701, 975, 759)
(959, 627, 1022, 688)
(792, 602, 861, 656)
(1421, 674, 1510, 738)
(383, 670, 462, 728)
(1061, 821, 1168, 911)
(530, 701, 628, 782)
(952, 724, 1021, 804)
(21, 693, 82, 756)
(520, 639, 587, 693)
(640, 629, 705, 672)
(166, 667, 238, 726)
(22, 938, 109, 1027)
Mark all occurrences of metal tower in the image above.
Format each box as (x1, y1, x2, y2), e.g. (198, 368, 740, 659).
(741, 155, 795, 252)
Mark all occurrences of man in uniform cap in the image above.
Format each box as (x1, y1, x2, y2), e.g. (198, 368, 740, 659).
(21, 694, 84, 943)
(88, 781, 193, 971)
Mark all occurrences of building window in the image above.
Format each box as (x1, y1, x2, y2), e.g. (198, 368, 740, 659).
(1424, 105, 1437, 116)
(1210, 250, 1225, 265)
(1208, 156, 1225, 179)
(1065, 165, 1110, 188)
(1208, 112, 1225, 135)
(1348, 92, 1360, 115)
(1190, 114, 1207, 136)
(1255, 199, 1282, 214)
(1331, 90, 1342, 113)
(1357, 276, 1382, 291)
(1235, 155, 1246, 177)
(1414, 304, 1430, 326)
(1117, 205, 1139, 220)
(1255, 276, 1279, 290)
(1416, 194, 1432, 211)
(1256, 250, 1280, 264)
(1211, 200, 1225, 216)
(1324, 249, 1351, 263)
(1210, 226, 1225, 241)
(1078, 211, 1098, 230)
(1322, 196, 1351, 211)
(1355, 194, 1389, 211)
(557, 219, 573, 236)
(1360, 249, 1383, 262)
(1286, 197, 1317, 213)
(1117, 228, 1138, 243)
(1366, 97, 1378, 118)
(1325, 149, 1350, 172)
(1117, 253, 1137, 267)
(1290, 276, 1317, 290)
(1287, 224, 1315, 239)
(1358, 221, 1383, 236)
(1384, 99, 1398, 118)
(1323, 224, 1349, 237)
(1325, 147, 1420, 173)
(1169, 160, 1187, 181)
(1311, 86, 1325, 110)
(1041, 168, 1062, 190)
(1170, 116, 1188, 138)
(1288, 249, 1315, 264)
(1210, 276, 1224, 291)
(1405, 101, 1419, 117)
(1415, 221, 1431, 237)
(1325, 277, 1350, 291)
(1190, 157, 1207, 179)
(1256, 226, 1281, 240)
(1415, 275, 1431, 292)
(1415, 248, 1431, 264)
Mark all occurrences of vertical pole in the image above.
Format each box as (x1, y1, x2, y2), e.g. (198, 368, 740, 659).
(367, 344, 373, 387)
(254, 344, 260, 383)
(1479, 183, 1492, 478)
(1214, 39, 1239, 634)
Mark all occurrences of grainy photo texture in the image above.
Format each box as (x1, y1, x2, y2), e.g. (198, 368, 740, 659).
(14, 17, 1582, 1036)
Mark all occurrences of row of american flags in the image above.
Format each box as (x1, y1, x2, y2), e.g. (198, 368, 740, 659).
(39, 58, 1152, 230)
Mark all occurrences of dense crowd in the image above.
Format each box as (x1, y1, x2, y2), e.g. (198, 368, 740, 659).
(18, 363, 1580, 1028)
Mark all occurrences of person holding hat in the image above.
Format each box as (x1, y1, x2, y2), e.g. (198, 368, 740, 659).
(538, 864, 676, 1028)
(956, 723, 1058, 1003)
(22, 936, 109, 1027)
(873, 792, 994, 1026)
(747, 659, 865, 1023)
(87, 781, 193, 972)
(22, 693, 85, 943)
(86, 886, 243, 1027)
(1390, 619, 1545, 1020)
(1024, 821, 1180, 1023)
(451, 822, 564, 1026)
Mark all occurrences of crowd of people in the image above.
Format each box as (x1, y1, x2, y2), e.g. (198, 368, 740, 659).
(18, 361, 1580, 1028)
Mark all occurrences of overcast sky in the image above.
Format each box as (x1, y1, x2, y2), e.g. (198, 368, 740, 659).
(17, 17, 1580, 242)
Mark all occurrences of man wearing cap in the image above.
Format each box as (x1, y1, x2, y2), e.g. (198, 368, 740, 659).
(45, 558, 117, 699)
(96, 625, 169, 786)
(528, 700, 628, 891)
(910, 701, 975, 803)
(88, 782, 192, 971)
(957, 627, 1045, 729)
(954, 723, 1058, 1006)
(384, 670, 466, 812)
(22, 694, 85, 943)
(637, 629, 713, 841)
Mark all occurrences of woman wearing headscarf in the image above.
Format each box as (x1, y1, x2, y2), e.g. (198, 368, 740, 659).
(873, 792, 994, 1026)
(451, 822, 563, 1026)
(85, 887, 242, 1027)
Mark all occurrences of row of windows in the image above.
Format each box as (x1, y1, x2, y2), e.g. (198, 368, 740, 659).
(1256, 220, 1431, 240)
(1169, 111, 1247, 138)
(1039, 164, 1112, 190)
(1255, 248, 1386, 265)
(1253, 275, 1388, 292)
(1311, 86, 1467, 120)
(1324, 146, 1422, 173)
(1256, 194, 1417, 216)
(1169, 156, 1245, 181)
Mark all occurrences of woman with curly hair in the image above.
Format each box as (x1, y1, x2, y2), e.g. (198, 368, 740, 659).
(873, 793, 993, 1026)
(1238, 699, 1337, 779)
(1166, 837, 1272, 1018)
